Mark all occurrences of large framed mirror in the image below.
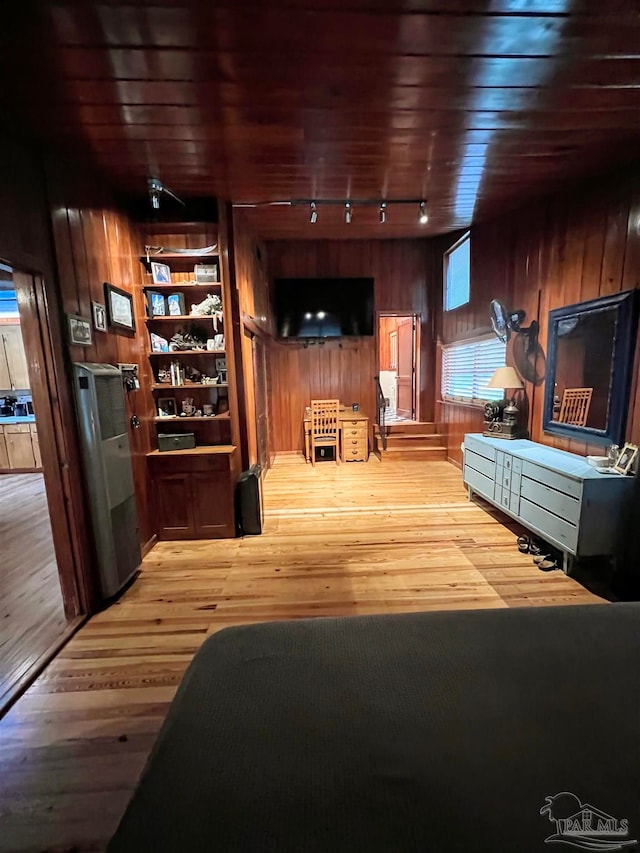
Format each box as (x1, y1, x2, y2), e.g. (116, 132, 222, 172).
(543, 290, 639, 446)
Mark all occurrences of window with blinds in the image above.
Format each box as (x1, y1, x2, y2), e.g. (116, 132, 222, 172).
(441, 336, 506, 403)
(444, 232, 470, 311)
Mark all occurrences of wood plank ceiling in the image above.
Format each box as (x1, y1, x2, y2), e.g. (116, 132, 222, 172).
(1, 1, 640, 239)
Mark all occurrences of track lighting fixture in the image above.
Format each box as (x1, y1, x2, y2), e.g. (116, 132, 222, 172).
(419, 201, 428, 225)
(310, 202, 318, 223)
(345, 202, 352, 224)
(147, 176, 185, 210)
(379, 202, 386, 224)
(232, 198, 430, 228)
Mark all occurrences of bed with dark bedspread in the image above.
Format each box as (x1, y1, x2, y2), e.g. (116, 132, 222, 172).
(109, 604, 640, 852)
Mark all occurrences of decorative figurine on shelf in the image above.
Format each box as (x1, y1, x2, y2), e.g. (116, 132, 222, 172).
(169, 325, 207, 351)
(181, 397, 197, 417)
(190, 293, 222, 316)
(185, 365, 203, 384)
(157, 368, 172, 384)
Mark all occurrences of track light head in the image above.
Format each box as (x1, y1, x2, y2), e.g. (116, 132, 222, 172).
(379, 202, 386, 224)
(310, 202, 318, 224)
(345, 202, 352, 224)
(419, 201, 428, 225)
(147, 175, 186, 210)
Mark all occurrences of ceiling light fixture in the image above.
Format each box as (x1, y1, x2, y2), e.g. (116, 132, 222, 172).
(345, 203, 352, 224)
(419, 201, 428, 225)
(310, 202, 318, 223)
(379, 202, 387, 224)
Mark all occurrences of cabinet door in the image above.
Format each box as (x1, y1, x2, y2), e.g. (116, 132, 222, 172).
(191, 471, 235, 538)
(6, 432, 36, 469)
(153, 472, 195, 539)
(0, 339, 11, 389)
(2, 325, 30, 389)
(0, 433, 9, 470)
(31, 427, 42, 468)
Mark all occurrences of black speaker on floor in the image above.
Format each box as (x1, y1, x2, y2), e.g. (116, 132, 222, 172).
(235, 465, 263, 536)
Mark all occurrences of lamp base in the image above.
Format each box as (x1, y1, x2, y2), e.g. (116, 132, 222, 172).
(483, 421, 522, 440)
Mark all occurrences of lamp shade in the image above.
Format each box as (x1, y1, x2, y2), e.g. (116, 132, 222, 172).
(487, 365, 524, 390)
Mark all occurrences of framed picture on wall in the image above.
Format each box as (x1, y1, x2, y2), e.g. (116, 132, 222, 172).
(92, 301, 107, 332)
(67, 314, 93, 346)
(105, 282, 136, 332)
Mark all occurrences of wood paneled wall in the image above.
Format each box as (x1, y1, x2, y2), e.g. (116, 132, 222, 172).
(266, 239, 438, 453)
(47, 161, 156, 549)
(435, 168, 640, 466)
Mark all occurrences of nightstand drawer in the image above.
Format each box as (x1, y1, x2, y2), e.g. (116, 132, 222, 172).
(344, 419, 366, 428)
(344, 446, 368, 461)
(343, 427, 367, 439)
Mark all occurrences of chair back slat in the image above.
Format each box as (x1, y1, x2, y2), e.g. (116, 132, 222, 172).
(311, 399, 339, 438)
(559, 387, 593, 427)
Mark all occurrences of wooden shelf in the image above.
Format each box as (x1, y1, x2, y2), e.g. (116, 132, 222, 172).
(140, 253, 219, 272)
(154, 414, 230, 423)
(147, 445, 236, 458)
(142, 283, 221, 290)
(151, 383, 228, 390)
(148, 349, 225, 356)
(145, 315, 221, 322)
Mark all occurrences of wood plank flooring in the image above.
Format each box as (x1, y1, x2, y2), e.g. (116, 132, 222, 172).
(0, 456, 602, 852)
(0, 474, 67, 710)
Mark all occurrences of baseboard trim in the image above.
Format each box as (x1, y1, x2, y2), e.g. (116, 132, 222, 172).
(141, 534, 158, 558)
(447, 456, 463, 470)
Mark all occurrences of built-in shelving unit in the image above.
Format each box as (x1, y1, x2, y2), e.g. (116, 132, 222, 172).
(138, 228, 231, 451)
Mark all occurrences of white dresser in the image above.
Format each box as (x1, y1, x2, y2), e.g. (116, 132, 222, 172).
(463, 434, 633, 572)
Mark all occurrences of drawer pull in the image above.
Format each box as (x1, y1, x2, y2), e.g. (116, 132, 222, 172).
(504, 477, 509, 487)
(506, 459, 511, 469)
(352, 440, 358, 445)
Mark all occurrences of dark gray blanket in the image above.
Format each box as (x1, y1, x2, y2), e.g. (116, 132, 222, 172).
(109, 605, 640, 852)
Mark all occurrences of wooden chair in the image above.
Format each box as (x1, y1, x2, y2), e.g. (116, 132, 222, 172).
(558, 387, 593, 427)
(310, 399, 340, 466)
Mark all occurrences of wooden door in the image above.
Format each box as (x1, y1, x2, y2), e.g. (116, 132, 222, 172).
(30, 425, 42, 468)
(153, 472, 195, 539)
(396, 318, 415, 418)
(2, 324, 30, 389)
(253, 335, 270, 473)
(191, 472, 235, 538)
(0, 432, 9, 469)
(6, 430, 35, 469)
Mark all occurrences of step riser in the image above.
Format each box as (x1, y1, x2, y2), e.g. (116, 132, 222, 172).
(380, 422, 437, 435)
(379, 448, 448, 461)
(382, 435, 443, 448)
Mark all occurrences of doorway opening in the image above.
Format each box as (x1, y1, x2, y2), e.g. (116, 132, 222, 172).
(0, 263, 70, 711)
(378, 314, 419, 422)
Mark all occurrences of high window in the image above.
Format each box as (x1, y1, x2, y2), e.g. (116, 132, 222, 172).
(444, 232, 470, 311)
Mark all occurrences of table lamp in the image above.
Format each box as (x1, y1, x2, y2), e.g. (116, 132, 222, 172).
(485, 366, 524, 439)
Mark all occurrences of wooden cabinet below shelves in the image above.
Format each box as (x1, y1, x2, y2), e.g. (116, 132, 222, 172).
(0, 423, 42, 472)
(148, 446, 240, 540)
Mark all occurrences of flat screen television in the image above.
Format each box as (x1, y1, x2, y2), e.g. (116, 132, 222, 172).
(274, 277, 374, 338)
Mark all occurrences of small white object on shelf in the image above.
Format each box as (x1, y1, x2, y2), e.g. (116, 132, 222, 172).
(587, 455, 610, 468)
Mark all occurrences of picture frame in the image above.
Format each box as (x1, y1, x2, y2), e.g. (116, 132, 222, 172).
(613, 442, 639, 475)
(157, 397, 177, 418)
(167, 292, 186, 316)
(146, 290, 167, 316)
(67, 314, 93, 346)
(151, 262, 172, 285)
(105, 282, 136, 332)
(92, 301, 107, 333)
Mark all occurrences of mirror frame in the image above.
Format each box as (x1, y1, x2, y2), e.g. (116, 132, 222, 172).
(543, 289, 639, 446)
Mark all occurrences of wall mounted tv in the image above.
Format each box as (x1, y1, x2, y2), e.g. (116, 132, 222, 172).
(274, 277, 374, 338)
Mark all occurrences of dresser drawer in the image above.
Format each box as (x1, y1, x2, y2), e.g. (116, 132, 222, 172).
(520, 477, 581, 526)
(465, 449, 496, 480)
(519, 498, 578, 553)
(498, 489, 511, 512)
(344, 445, 367, 461)
(344, 419, 367, 428)
(343, 427, 367, 439)
(344, 437, 367, 451)
(465, 434, 496, 461)
(509, 491, 520, 515)
(464, 465, 494, 500)
(521, 461, 582, 500)
(494, 481, 503, 504)
(5, 424, 31, 434)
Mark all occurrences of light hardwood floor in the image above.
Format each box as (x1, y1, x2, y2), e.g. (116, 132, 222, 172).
(0, 456, 601, 852)
(0, 474, 67, 710)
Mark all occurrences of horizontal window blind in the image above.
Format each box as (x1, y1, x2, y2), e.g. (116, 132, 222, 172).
(441, 337, 506, 403)
(444, 233, 470, 311)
